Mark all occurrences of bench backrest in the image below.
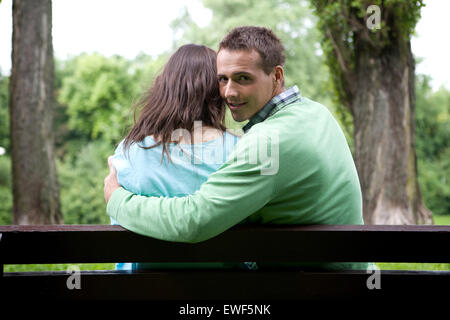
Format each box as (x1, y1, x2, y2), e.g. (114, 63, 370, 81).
(1, 224, 449, 264)
(1, 224, 449, 302)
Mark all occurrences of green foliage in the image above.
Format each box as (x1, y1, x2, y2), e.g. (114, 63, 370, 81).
(0, 72, 9, 154)
(312, 0, 424, 48)
(415, 75, 450, 216)
(54, 53, 168, 159)
(57, 54, 142, 144)
(0, 155, 12, 224)
(4, 263, 115, 272)
(415, 75, 450, 161)
(418, 154, 450, 216)
(58, 140, 113, 224)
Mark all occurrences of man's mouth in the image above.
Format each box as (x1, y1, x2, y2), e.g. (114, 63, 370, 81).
(227, 102, 246, 110)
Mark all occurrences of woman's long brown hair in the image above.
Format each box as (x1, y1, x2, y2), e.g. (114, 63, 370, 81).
(123, 44, 226, 161)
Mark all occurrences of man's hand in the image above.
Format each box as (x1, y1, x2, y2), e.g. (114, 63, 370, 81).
(104, 156, 120, 204)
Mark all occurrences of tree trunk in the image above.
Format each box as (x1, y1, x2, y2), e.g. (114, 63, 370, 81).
(352, 40, 432, 225)
(311, 1, 430, 224)
(9, 0, 62, 224)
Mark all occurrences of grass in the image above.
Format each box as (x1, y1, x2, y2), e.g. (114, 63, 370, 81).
(4, 214, 449, 272)
(4, 263, 115, 272)
(375, 263, 450, 271)
(434, 215, 450, 225)
(6, 262, 449, 272)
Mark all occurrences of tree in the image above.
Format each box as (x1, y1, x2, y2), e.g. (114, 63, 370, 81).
(311, 0, 432, 224)
(9, 0, 62, 224)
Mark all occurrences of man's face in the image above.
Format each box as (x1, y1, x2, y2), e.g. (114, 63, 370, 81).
(217, 49, 277, 122)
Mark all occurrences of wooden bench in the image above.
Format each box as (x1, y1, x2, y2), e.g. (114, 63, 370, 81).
(1, 224, 449, 303)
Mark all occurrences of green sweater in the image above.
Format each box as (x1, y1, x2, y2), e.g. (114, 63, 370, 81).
(108, 97, 366, 269)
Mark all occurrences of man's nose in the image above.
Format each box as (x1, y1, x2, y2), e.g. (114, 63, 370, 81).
(223, 81, 238, 100)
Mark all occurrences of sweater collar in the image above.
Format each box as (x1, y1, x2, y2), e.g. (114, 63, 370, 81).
(242, 86, 301, 133)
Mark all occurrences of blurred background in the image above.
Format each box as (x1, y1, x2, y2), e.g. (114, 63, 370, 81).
(0, 0, 448, 226)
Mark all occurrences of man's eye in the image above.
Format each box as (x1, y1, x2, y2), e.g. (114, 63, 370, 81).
(218, 77, 227, 83)
(238, 75, 250, 81)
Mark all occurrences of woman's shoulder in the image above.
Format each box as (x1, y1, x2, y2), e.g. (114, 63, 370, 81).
(116, 136, 159, 151)
(112, 136, 162, 165)
(223, 128, 243, 141)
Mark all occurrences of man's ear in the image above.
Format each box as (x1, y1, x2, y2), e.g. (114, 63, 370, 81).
(273, 65, 284, 89)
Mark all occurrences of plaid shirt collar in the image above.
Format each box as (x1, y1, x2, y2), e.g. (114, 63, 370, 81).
(242, 86, 301, 133)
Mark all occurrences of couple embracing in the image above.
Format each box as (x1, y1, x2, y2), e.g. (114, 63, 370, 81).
(104, 26, 367, 271)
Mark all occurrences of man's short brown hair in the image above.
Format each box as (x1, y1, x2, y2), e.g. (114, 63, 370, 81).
(219, 26, 285, 75)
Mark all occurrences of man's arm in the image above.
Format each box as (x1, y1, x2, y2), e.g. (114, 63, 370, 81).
(104, 132, 278, 243)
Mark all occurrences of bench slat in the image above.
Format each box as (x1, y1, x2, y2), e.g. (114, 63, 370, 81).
(1, 224, 449, 264)
(2, 269, 449, 301)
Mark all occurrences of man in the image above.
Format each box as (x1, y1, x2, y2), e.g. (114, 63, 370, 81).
(104, 26, 365, 269)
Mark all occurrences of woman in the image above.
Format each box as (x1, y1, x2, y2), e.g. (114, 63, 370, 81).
(110, 44, 244, 270)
